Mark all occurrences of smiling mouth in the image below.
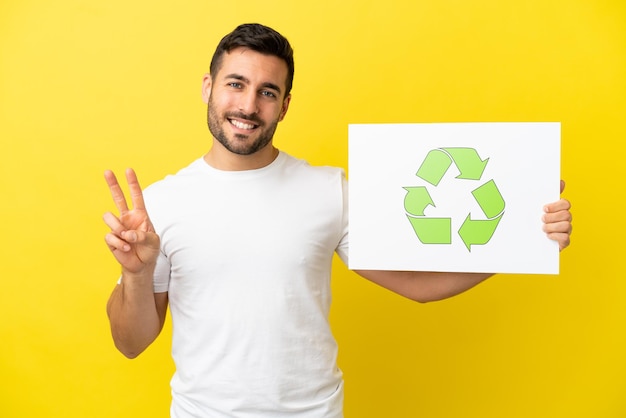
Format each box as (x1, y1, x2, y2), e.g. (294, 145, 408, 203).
(229, 118, 258, 131)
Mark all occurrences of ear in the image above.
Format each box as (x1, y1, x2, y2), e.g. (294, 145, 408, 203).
(278, 94, 291, 122)
(201, 74, 212, 104)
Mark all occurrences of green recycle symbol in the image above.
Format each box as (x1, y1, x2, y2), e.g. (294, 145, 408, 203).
(403, 147, 505, 251)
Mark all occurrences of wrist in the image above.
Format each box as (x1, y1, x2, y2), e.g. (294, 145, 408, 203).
(120, 267, 155, 287)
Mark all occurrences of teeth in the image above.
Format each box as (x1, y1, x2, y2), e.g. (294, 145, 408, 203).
(230, 119, 256, 130)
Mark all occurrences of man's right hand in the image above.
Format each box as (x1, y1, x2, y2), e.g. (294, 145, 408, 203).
(103, 168, 160, 275)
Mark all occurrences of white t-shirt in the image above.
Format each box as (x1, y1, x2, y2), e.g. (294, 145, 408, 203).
(144, 152, 349, 417)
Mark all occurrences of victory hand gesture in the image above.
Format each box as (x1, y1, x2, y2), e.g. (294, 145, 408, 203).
(103, 169, 161, 275)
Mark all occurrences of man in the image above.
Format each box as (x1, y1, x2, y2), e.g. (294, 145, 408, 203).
(103, 23, 572, 418)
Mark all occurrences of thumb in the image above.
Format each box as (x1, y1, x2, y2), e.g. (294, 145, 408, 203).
(560, 180, 566, 194)
(122, 230, 160, 249)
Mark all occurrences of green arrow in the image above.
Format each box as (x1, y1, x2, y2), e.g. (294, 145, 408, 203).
(442, 147, 489, 180)
(458, 212, 504, 251)
(403, 187, 435, 216)
(406, 216, 451, 244)
(471, 179, 505, 218)
(416, 149, 452, 186)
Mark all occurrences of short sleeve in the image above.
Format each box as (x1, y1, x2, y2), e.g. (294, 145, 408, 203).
(335, 174, 349, 265)
(152, 249, 171, 293)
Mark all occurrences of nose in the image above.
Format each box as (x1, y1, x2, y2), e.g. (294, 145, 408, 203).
(238, 90, 259, 116)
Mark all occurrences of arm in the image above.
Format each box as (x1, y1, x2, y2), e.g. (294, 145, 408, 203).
(106, 286, 168, 359)
(356, 181, 573, 303)
(355, 270, 493, 303)
(103, 168, 166, 358)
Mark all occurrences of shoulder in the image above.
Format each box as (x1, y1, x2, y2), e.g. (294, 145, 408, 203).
(279, 152, 345, 183)
(142, 158, 206, 204)
(275, 153, 347, 209)
(145, 158, 204, 190)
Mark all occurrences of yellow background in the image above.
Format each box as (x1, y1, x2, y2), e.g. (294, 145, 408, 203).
(1, 0, 624, 417)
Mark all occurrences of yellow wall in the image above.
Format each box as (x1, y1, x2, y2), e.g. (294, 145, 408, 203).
(1, 0, 624, 417)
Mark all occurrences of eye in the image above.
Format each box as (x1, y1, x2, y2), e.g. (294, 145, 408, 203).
(260, 90, 277, 98)
(228, 82, 242, 89)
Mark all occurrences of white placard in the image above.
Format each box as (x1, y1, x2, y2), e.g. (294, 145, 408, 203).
(348, 122, 561, 274)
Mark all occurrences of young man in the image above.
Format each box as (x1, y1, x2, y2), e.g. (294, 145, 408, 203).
(103, 23, 573, 418)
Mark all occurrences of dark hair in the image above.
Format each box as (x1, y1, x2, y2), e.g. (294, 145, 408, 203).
(209, 23, 295, 96)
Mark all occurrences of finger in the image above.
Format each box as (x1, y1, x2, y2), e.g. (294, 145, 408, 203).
(560, 180, 566, 194)
(544, 198, 571, 214)
(104, 232, 131, 252)
(104, 170, 129, 214)
(543, 220, 573, 235)
(103, 211, 127, 236)
(542, 209, 573, 224)
(546, 232, 571, 252)
(124, 168, 148, 212)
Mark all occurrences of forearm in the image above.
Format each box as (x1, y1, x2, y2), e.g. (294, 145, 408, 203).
(355, 269, 494, 303)
(106, 270, 164, 358)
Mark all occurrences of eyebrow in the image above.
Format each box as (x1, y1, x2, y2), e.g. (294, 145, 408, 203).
(224, 73, 282, 95)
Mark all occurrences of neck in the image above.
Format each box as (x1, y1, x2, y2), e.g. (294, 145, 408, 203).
(203, 141, 279, 171)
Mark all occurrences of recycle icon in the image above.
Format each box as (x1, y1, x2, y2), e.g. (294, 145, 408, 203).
(403, 147, 505, 251)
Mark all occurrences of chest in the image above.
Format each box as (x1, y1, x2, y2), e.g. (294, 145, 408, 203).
(156, 179, 342, 284)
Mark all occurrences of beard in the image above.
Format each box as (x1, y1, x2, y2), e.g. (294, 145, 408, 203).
(207, 94, 280, 156)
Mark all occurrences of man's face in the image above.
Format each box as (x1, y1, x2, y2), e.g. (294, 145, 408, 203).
(203, 47, 291, 156)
